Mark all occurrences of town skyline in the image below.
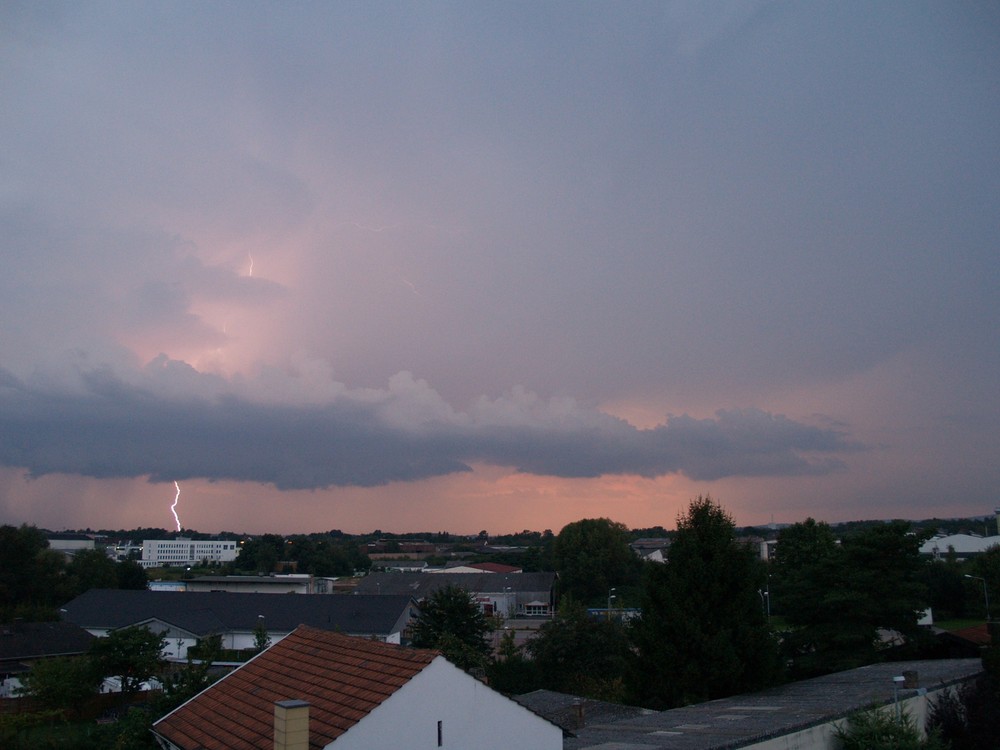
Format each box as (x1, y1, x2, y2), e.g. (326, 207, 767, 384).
(19, 509, 1000, 541)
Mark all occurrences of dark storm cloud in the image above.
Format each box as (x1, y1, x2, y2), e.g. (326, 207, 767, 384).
(0, 367, 858, 490)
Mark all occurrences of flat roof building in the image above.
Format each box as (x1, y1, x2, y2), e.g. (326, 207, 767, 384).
(141, 538, 239, 568)
(561, 659, 982, 750)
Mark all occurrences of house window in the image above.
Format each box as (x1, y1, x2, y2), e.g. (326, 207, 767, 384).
(437, 720, 443, 747)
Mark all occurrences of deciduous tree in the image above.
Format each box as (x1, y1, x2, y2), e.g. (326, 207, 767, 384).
(157, 634, 223, 714)
(89, 625, 165, 697)
(552, 518, 641, 606)
(116, 559, 149, 590)
(927, 644, 1000, 749)
(17, 656, 101, 717)
(252, 618, 271, 653)
(526, 600, 630, 701)
(774, 520, 929, 676)
(66, 549, 119, 596)
(234, 535, 285, 574)
(968, 546, 1000, 621)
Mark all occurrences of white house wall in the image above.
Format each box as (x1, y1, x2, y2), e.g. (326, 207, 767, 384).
(744, 686, 956, 750)
(328, 656, 561, 750)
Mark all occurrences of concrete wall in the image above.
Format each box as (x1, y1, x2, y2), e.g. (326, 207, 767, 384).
(745, 685, 958, 750)
(330, 656, 562, 750)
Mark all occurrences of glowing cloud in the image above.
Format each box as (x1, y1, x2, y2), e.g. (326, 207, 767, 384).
(0, 363, 861, 492)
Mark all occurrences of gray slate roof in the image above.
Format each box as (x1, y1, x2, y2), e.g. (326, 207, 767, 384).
(353, 571, 556, 598)
(60, 589, 416, 637)
(514, 690, 654, 735)
(0, 621, 96, 668)
(565, 659, 983, 750)
(184, 576, 310, 584)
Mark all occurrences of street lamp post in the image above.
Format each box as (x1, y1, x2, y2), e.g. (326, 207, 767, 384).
(758, 589, 770, 621)
(607, 588, 616, 622)
(965, 574, 990, 622)
(765, 573, 771, 621)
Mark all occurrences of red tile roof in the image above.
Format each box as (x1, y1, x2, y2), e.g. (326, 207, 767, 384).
(947, 623, 992, 646)
(153, 625, 438, 750)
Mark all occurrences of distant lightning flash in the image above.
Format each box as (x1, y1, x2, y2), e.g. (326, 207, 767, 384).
(247, 252, 254, 278)
(170, 481, 182, 531)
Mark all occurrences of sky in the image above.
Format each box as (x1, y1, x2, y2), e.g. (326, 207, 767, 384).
(1, 1, 998, 536)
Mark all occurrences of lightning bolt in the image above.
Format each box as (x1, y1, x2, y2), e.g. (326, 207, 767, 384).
(247, 252, 254, 278)
(397, 274, 420, 297)
(170, 481, 182, 531)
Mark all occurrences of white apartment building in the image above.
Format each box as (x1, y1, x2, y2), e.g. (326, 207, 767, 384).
(141, 538, 240, 569)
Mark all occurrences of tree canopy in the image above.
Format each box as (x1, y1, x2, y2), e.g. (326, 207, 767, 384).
(773, 519, 929, 676)
(627, 496, 781, 708)
(89, 625, 166, 696)
(18, 655, 102, 716)
(0, 525, 66, 619)
(234, 533, 368, 576)
(410, 585, 493, 671)
(0, 524, 152, 621)
(525, 600, 630, 702)
(552, 517, 642, 606)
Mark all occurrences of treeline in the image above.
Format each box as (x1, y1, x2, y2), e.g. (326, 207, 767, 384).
(233, 534, 370, 576)
(0, 525, 147, 622)
(6, 626, 225, 749)
(488, 499, 780, 707)
(486, 498, 1000, 709)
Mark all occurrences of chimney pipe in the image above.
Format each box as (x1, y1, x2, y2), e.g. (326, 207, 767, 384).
(274, 700, 309, 750)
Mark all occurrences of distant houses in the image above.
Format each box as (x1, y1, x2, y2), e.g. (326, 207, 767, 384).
(629, 537, 670, 563)
(60, 590, 418, 659)
(354, 571, 557, 618)
(431, 561, 523, 574)
(45, 532, 97, 558)
(919, 533, 1000, 560)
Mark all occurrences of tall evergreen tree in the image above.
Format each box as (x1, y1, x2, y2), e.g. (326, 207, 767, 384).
(628, 496, 781, 708)
(0, 524, 64, 619)
(410, 585, 493, 671)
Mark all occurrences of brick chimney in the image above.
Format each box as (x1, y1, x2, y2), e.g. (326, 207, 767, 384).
(274, 700, 309, 750)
